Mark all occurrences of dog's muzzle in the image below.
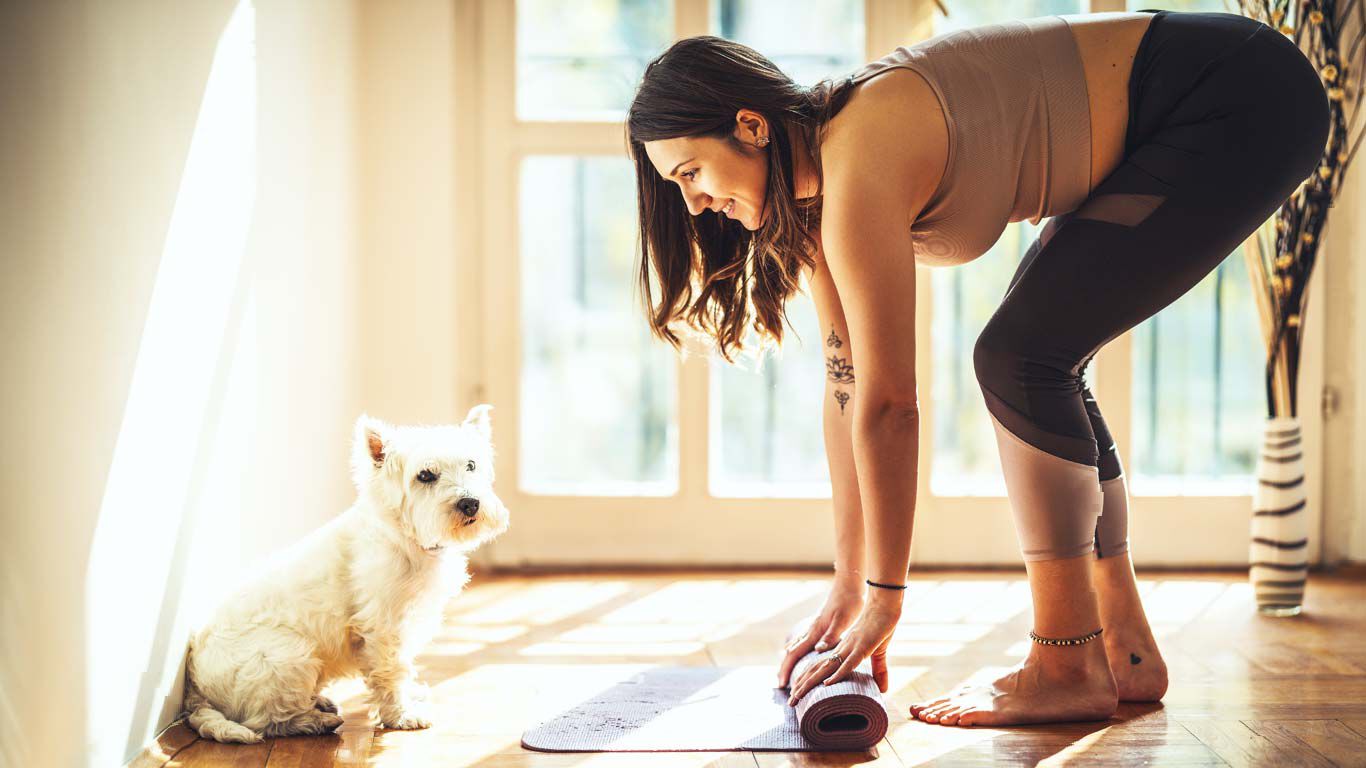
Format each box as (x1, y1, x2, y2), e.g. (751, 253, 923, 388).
(457, 496, 480, 525)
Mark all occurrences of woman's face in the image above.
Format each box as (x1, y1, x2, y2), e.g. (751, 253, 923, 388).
(643, 114, 770, 231)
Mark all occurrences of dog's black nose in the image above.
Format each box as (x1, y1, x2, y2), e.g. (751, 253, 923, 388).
(457, 497, 480, 517)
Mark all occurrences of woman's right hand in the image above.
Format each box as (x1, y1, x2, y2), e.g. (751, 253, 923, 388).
(776, 574, 866, 690)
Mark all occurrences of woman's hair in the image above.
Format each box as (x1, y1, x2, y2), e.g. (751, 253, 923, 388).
(626, 35, 858, 363)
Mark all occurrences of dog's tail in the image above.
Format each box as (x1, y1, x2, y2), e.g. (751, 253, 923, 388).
(182, 647, 263, 744)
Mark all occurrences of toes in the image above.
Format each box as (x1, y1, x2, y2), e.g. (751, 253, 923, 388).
(957, 709, 990, 727)
(912, 696, 951, 717)
(922, 702, 955, 723)
(938, 705, 970, 726)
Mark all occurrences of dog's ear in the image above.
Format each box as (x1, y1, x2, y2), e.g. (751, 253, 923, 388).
(462, 404, 493, 441)
(350, 413, 394, 490)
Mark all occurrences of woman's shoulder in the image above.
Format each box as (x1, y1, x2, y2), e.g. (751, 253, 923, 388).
(820, 68, 949, 223)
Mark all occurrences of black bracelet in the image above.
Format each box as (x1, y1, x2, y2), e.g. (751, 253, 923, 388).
(866, 578, 908, 591)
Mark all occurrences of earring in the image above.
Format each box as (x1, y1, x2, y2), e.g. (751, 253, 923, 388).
(756, 136, 770, 148)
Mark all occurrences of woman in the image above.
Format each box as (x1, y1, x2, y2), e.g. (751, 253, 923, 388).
(627, 9, 1329, 727)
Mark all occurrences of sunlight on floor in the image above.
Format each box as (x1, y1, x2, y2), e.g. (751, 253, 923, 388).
(313, 573, 1280, 766)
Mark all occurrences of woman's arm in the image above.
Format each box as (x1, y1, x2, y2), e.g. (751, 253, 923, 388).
(775, 255, 872, 691)
(817, 110, 927, 602)
(807, 254, 866, 589)
(783, 73, 942, 702)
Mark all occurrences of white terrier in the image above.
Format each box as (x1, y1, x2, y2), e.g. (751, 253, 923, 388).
(182, 406, 510, 743)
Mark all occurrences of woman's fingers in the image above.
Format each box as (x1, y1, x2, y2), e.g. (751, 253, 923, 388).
(776, 626, 820, 687)
(787, 654, 837, 705)
(870, 642, 890, 693)
(821, 639, 865, 688)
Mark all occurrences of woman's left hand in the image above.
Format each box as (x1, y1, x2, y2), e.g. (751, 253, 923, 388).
(786, 594, 901, 705)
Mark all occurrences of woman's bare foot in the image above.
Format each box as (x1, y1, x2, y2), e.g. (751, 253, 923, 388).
(909, 644, 1118, 727)
(1092, 553, 1169, 701)
(1101, 628, 1168, 701)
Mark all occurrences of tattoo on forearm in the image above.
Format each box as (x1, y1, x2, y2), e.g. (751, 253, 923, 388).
(825, 331, 853, 415)
(834, 390, 850, 414)
(826, 355, 855, 385)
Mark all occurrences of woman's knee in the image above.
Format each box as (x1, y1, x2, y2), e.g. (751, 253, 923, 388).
(972, 323, 1015, 393)
(973, 320, 1067, 394)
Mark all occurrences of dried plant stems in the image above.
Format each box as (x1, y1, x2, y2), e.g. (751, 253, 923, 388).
(1237, 0, 1362, 417)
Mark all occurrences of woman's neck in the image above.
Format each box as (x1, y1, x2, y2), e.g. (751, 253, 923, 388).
(788, 122, 820, 201)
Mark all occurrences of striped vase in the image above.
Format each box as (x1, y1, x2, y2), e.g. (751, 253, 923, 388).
(1249, 416, 1309, 616)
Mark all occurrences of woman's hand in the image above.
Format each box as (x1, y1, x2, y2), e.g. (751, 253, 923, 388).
(784, 590, 902, 705)
(776, 575, 865, 691)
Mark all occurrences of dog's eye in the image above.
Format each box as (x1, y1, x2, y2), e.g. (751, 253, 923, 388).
(416, 469, 438, 484)
(466, 460, 476, 472)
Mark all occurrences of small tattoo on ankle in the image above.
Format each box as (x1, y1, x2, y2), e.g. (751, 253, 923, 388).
(1130, 653, 1142, 665)
(834, 389, 850, 414)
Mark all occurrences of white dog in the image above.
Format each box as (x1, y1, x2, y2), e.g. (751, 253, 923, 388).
(182, 406, 510, 743)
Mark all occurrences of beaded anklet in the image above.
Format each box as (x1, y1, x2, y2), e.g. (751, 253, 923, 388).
(1028, 627, 1104, 646)
(865, 579, 908, 591)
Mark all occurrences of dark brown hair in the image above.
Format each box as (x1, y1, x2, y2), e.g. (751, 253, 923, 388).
(626, 35, 857, 362)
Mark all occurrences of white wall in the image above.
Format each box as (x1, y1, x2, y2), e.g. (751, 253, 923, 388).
(1326, 151, 1366, 562)
(0, 0, 383, 765)
(0, 1, 480, 763)
(355, 1, 474, 424)
(1321, 3, 1366, 564)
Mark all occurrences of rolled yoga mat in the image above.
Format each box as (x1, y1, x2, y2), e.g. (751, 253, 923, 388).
(520, 637, 889, 752)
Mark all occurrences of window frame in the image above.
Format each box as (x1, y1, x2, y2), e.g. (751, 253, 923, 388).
(468, 0, 1327, 569)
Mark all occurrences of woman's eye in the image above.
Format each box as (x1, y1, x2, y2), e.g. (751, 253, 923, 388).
(417, 469, 438, 484)
(681, 169, 697, 181)
(466, 460, 476, 472)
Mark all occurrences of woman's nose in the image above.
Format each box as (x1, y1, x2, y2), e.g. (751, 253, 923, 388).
(684, 191, 711, 217)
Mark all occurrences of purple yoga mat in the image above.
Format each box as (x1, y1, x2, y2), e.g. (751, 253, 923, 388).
(520, 630, 889, 752)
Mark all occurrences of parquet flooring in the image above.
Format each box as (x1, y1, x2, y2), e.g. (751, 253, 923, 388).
(134, 568, 1366, 767)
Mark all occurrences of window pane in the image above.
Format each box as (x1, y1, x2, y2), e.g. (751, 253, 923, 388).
(928, 0, 1085, 496)
(517, 0, 673, 122)
(709, 0, 861, 497)
(711, 297, 830, 497)
(1131, 252, 1260, 495)
(1124, 0, 1254, 495)
(1126, 0, 1234, 11)
(930, 223, 1098, 496)
(519, 156, 678, 494)
(711, 0, 865, 86)
(934, 0, 1084, 34)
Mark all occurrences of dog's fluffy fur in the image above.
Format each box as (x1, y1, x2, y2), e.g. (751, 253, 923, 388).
(181, 406, 510, 743)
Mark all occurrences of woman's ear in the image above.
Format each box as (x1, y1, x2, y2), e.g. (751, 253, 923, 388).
(733, 108, 768, 144)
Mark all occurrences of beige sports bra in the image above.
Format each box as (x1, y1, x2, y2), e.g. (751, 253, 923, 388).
(846, 15, 1092, 266)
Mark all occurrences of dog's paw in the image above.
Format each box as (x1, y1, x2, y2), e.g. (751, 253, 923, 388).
(313, 694, 340, 714)
(313, 712, 346, 733)
(380, 701, 432, 730)
(206, 721, 264, 743)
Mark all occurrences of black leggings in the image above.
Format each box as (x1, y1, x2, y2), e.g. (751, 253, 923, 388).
(973, 10, 1331, 561)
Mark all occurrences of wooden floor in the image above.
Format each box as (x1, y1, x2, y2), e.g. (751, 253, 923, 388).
(137, 568, 1366, 767)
